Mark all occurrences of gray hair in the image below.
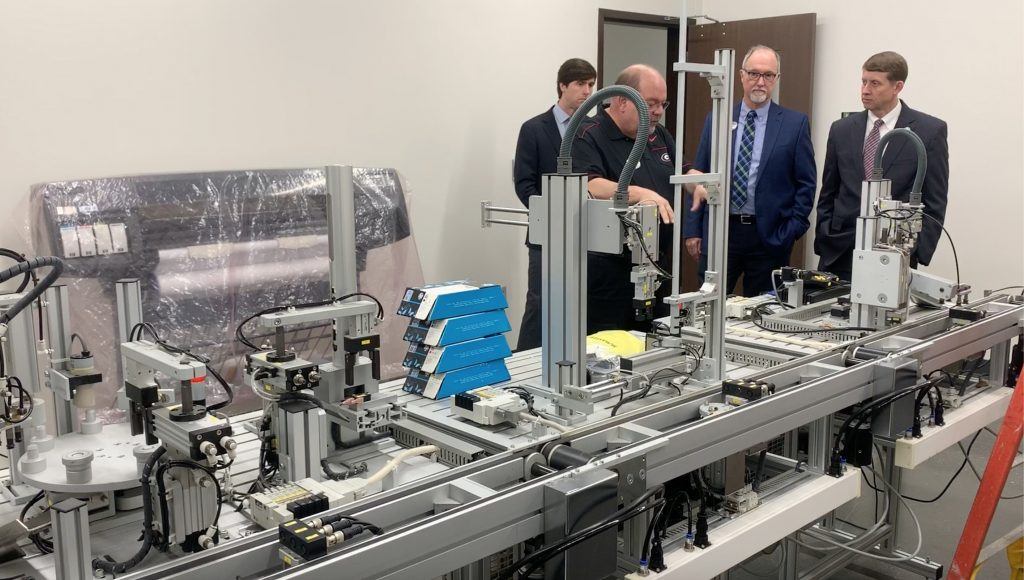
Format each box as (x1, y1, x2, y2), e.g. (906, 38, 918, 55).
(742, 45, 781, 72)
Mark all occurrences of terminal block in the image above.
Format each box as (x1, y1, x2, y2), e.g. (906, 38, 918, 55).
(279, 520, 328, 561)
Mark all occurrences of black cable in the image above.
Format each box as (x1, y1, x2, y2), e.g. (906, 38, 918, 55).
(752, 303, 875, 335)
(900, 431, 982, 503)
(236, 292, 385, 351)
(130, 323, 234, 411)
(832, 382, 933, 455)
(0, 257, 63, 331)
(618, 216, 673, 280)
(499, 487, 665, 580)
(0, 248, 33, 293)
(3, 376, 32, 424)
(68, 332, 89, 355)
(94, 446, 167, 574)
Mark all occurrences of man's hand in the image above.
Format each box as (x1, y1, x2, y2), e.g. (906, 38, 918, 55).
(632, 187, 673, 224)
(685, 237, 701, 259)
(690, 185, 709, 211)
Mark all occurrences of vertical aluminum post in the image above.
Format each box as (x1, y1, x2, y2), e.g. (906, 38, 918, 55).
(540, 173, 589, 403)
(43, 284, 76, 435)
(50, 497, 92, 580)
(115, 278, 144, 345)
(325, 165, 359, 368)
(702, 49, 735, 381)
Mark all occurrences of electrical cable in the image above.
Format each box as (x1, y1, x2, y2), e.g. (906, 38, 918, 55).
(498, 486, 665, 580)
(94, 446, 167, 574)
(799, 462, 923, 563)
(751, 303, 875, 335)
(959, 439, 1024, 500)
(986, 285, 1024, 296)
(2, 377, 32, 425)
(903, 431, 981, 503)
(520, 412, 570, 433)
(236, 292, 384, 351)
(129, 323, 234, 411)
(0, 256, 63, 337)
(618, 216, 673, 280)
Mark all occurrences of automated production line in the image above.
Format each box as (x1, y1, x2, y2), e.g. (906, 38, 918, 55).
(0, 46, 1020, 580)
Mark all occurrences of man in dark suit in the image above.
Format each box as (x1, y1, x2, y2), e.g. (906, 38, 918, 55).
(815, 51, 949, 281)
(684, 45, 816, 296)
(513, 58, 596, 350)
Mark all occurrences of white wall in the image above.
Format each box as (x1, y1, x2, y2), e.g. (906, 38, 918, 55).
(0, 0, 688, 343)
(697, 0, 1024, 294)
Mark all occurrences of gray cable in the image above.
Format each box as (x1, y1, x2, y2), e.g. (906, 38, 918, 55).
(871, 127, 926, 195)
(558, 85, 650, 209)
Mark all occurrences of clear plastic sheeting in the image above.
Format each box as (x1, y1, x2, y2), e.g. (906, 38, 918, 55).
(30, 167, 424, 418)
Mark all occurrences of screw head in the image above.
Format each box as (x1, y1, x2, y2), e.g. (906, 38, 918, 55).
(880, 255, 890, 265)
(878, 294, 888, 303)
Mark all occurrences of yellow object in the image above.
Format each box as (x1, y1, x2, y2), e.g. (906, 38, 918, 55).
(587, 331, 645, 357)
(1010, 537, 1023, 580)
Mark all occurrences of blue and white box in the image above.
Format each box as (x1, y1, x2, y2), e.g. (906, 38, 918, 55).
(403, 310, 512, 347)
(402, 360, 512, 400)
(403, 335, 512, 374)
(397, 283, 508, 322)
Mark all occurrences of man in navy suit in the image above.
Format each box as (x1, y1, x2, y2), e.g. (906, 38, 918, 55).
(513, 58, 596, 350)
(815, 51, 949, 281)
(684, 45, 816, 297)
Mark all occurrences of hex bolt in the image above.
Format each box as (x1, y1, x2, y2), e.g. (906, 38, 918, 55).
(62, 449, 94, 484)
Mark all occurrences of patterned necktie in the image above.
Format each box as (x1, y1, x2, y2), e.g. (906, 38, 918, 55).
(863, 118, 885, 178)
(732, 110, 758, 213)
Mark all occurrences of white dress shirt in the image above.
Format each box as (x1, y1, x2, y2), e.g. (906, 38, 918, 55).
(865, 100, 902, 141)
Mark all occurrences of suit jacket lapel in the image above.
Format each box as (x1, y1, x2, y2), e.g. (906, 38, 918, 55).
(542, 106, 562, 152)
(882, 101, 914, 173)
(851, 111, 869, 179)
(755, 104, 783, 194)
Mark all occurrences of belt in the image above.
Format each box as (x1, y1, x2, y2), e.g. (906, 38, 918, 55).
(730, 214, 756, 225)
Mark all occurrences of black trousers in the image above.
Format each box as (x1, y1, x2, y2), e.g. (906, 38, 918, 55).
(516, 245, 543, 351)
(699, 217, 790, 297)
(818, 247, 853, 283)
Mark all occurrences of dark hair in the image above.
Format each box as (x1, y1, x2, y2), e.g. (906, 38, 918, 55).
(863, 51, 908, 83)
(557, 58, 597, 97)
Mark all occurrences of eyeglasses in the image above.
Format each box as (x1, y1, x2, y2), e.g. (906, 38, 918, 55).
(741, 69, 779, 82)
(644, 100, 671, 111)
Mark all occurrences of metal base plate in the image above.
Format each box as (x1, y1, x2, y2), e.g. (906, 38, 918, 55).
(17, 422, 148, 493)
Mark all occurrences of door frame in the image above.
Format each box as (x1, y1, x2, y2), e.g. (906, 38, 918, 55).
(597, 8, 684, 138)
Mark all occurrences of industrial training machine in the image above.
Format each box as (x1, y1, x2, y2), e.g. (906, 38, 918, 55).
(0, 35, 1021, 580)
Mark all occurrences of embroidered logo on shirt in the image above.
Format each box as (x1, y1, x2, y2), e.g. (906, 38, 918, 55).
(660, 152, 671, 163)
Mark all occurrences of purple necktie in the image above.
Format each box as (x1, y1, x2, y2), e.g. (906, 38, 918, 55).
(863, 119, 885, 178)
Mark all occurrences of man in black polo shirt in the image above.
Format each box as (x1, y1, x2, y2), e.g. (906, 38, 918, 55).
(573, 64, 706, 332)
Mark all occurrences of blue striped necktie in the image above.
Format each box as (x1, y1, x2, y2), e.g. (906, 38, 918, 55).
(732, 110, 758, 213)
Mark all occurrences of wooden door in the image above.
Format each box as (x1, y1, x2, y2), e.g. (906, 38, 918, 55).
(680, 13, 817, 292)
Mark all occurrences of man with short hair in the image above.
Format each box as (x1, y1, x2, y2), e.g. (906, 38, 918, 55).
(815, 51, 949, 281)
(573, 64, 707, 331)
(513, 58, 596, 350)
(684, 45, 816, 297)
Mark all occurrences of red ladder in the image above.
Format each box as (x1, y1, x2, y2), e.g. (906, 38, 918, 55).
(948, 370, 1024, 579)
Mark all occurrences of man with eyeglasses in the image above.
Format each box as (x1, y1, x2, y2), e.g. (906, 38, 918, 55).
(573, 64, 708, 331)
(513, 58, 597, 350)
(815, 51, 948, 281)
(684, 45, 816, 297)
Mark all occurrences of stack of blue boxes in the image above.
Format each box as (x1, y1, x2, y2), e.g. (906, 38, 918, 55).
(398, 282, 513, 400)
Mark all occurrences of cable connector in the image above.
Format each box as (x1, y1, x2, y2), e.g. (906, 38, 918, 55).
(693, 512, 710, 549)
(649, 539, 666, 572)
(683, 532, 695, 552)
(933, 404, 945, 426)
(827, 452, 845, 477)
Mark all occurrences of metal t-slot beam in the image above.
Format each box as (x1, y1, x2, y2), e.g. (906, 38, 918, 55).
(540, 172, 589, 403)
(325, 164, 359, 367)
(43, 284, 75, 435)
(702, 48, 735, 381)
